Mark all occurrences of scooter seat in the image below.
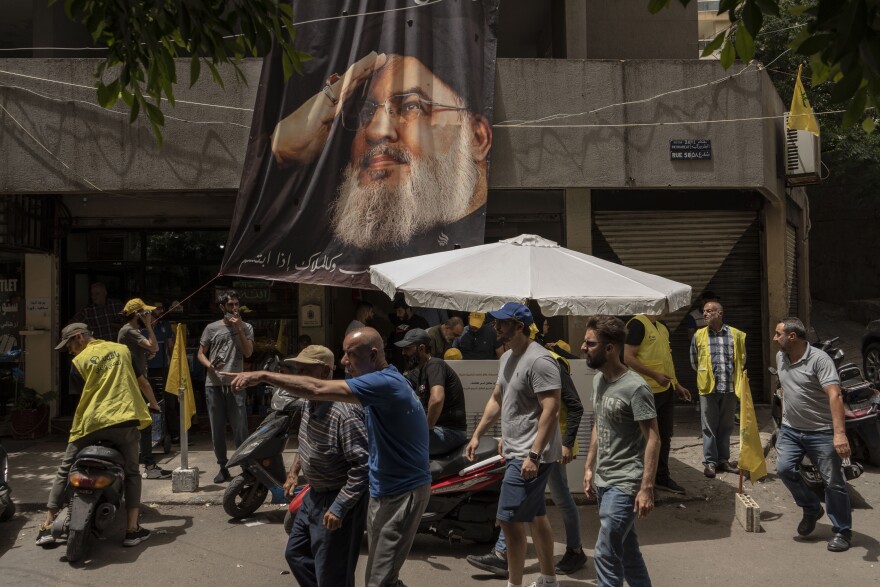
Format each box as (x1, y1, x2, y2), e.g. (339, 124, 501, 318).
(430, 436, 498, 481)
(75, 445, 125, 466)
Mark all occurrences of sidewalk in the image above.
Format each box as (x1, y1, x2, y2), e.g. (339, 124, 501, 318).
(3, 404, 776, 510)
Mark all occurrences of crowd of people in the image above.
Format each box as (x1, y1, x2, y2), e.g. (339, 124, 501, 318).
(35, 284, 858, 585)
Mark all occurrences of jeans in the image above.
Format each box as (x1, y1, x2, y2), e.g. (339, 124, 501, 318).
(594, 486, 652, 587)
(428, 427, 468, 456)
(205, 385, 249, 467)
(495, 462, 582, 554)
(653, 388, 675, 482)
(699, 392, 737, 465)
(775, 425, 852, 536)
(285, 487, 368, 587)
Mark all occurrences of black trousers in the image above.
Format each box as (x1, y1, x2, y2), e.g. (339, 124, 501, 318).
(653, 387, 675, 481)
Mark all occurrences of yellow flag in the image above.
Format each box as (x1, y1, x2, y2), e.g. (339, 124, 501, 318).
(165, 323, 196, 430)
(788, 63, 820, 136)
(735, 371, 767, 483)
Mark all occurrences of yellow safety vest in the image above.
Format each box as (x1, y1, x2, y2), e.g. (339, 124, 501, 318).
(693, 326, 746, 395)
(626, 314, 678, 394)
(69, 340, 152, 442)
(549, 350, 577, 456)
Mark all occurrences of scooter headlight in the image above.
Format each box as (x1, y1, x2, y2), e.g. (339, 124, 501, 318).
(69, 471, 113, 489)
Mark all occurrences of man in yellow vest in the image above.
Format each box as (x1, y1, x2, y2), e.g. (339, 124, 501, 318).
(689, 302, 746, 478)
(625, 314, 692, 494)
(36, 323, 158, 548)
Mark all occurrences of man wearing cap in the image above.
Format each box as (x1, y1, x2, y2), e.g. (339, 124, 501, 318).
(197, 290, 255, 484)
(119, 298, 171, 480)
(281, 346, 369, 587)
(425, 316, 464, 359)
(387, 296, 430, 371)
(36, 324, 159, 548)
(397, 328, 468, 455)
(454, 312, 503, 360)
(466, 302, 563, 587)
(223, 327, 430, 587)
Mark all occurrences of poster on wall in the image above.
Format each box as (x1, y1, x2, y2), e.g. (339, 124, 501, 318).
(0, 274, 22, 355)
(221, 0, 500, 288)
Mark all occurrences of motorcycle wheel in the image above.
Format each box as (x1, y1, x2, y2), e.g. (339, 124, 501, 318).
(864, 342, 880, 387)
(66, 518, 92, 563)
(223, 475, 268, 518)
(0, 497, 15, 522)
(283, 510, 294, 536)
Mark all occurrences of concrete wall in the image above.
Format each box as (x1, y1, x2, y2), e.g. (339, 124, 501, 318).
(1, 58, 785, 200)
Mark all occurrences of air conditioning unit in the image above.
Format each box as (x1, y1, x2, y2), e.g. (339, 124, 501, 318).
(783, 113, 821, 186)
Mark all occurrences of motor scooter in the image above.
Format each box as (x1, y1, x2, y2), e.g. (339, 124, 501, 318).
(52, 442, 126, 562)
(286, 436, 505, 543)
(222, 387, 303, 518)
(0, 441, 14, 522)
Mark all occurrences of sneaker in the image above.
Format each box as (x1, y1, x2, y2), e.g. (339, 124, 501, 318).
(466, 549, 508, 577)
(555, 547, 588, 574)
(213, 468, 232, 484)
(797, 506, 824, 536)
(143, 465, 172, 480)
(655, 477, 686, 494)
(35, 523, 57, 547)
(122, 526, 151, 547)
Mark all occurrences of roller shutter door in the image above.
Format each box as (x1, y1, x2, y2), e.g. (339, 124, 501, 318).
(785, 223, 799, 317)
(592, 210, 765, 400)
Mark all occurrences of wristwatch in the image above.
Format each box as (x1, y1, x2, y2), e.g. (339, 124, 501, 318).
(527, 450, 540, 463)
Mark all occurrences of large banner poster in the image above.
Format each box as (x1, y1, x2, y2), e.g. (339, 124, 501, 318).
(222, 0, 500, 288)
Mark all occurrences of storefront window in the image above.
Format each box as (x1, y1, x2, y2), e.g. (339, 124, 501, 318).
(0, 255, 23, 418)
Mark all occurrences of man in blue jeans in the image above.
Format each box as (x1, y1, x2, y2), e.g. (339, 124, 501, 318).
(467, 349, 587, 577)
(582, 316, 660, 587)
(773, 317, 852, 552)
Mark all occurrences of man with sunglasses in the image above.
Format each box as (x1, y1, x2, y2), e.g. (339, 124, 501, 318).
(271, 52, 492, 251)
(466, 302, 562, 587)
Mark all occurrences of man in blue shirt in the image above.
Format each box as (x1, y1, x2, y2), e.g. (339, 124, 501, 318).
(224, 327, 431, 587)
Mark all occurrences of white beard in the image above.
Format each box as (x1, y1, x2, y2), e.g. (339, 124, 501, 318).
(331, 122, 480, 249)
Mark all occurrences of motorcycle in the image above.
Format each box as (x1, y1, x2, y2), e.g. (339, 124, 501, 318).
(771, 336, 880, 467)
(222, 387, 303, 518)
(52, 442, 126, 562)
(0, 441, 14, 522)
(286, 436, 505, 543)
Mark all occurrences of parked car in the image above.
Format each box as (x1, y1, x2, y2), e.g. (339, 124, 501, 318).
(863, 319, 880, 387)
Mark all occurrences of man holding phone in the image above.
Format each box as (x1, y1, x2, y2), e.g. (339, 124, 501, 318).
(197, 290, 254, 483)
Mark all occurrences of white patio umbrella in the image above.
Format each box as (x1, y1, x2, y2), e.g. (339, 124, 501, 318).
(369, 234, 692, 316)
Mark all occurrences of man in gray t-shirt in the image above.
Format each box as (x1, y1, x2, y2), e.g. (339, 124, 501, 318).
(773, 317, 852, 553)
(466, 302, 561, 587)
(582, 316, 660, 587)
(197, 291, 255, 483)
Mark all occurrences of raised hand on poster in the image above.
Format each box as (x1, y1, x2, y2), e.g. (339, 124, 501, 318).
(271, 51, 388, 167)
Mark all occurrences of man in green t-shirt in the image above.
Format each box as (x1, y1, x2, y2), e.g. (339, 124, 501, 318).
(582, 316, 660, 587)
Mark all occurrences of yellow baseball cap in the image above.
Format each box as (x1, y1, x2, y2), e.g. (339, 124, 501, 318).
(444, 348, 463, 360)
(123, 298, 156, 315)
(468, 312, 485, 329)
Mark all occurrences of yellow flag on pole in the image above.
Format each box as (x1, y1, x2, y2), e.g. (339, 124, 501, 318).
(165, 323, 196, 430)
(735, 370, 767, 483)
(788, 63, 820, 136)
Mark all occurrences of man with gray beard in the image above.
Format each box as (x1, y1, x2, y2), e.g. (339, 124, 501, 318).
(273, 52, 492, 251)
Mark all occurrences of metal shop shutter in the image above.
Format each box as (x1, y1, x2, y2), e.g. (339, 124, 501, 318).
(592, 210, 765, 400)
(785, 223, 799, 317)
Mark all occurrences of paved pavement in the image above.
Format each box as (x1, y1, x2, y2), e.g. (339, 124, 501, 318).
(5, 404, 774, 510)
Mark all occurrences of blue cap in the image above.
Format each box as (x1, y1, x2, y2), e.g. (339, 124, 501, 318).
(488, 302, 534, 327)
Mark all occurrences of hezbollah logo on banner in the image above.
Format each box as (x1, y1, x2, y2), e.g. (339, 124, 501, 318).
(787, 64, 820, 136)
(221, 0, 500, 288)
(735, 370, 767, 483)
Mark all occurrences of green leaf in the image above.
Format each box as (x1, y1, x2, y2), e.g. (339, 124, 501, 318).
(206, 61, 225, 89)
(830, 67, 864, 103)
(144, 101, 165, 127)
(795, 33, 833, 56)
(842, 85, 868, 127)
(702, 29, 727, 57)
(863, 117, 876, 133)
(190, 56, 201, 87)
(810, 54, 832, 85)
(96, 79, 120, 108)
(647, 0, 670, 15)
(735, 21, 755, 63)
(787, 4, 811, 16)
(720, 38, 737, 68)
(129, 98, 140, 124)
(753, 0, 780, 17)
(281, 52, 293, 80)
(742, 0, 763, 38)
(859, 35, 880, 77)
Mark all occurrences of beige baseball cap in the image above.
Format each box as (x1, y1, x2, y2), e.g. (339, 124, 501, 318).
(55, 323, 91, 350)
(284, 345, 335, 369)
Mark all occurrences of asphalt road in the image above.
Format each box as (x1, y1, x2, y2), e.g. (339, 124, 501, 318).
(2, 454, 879, 587)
